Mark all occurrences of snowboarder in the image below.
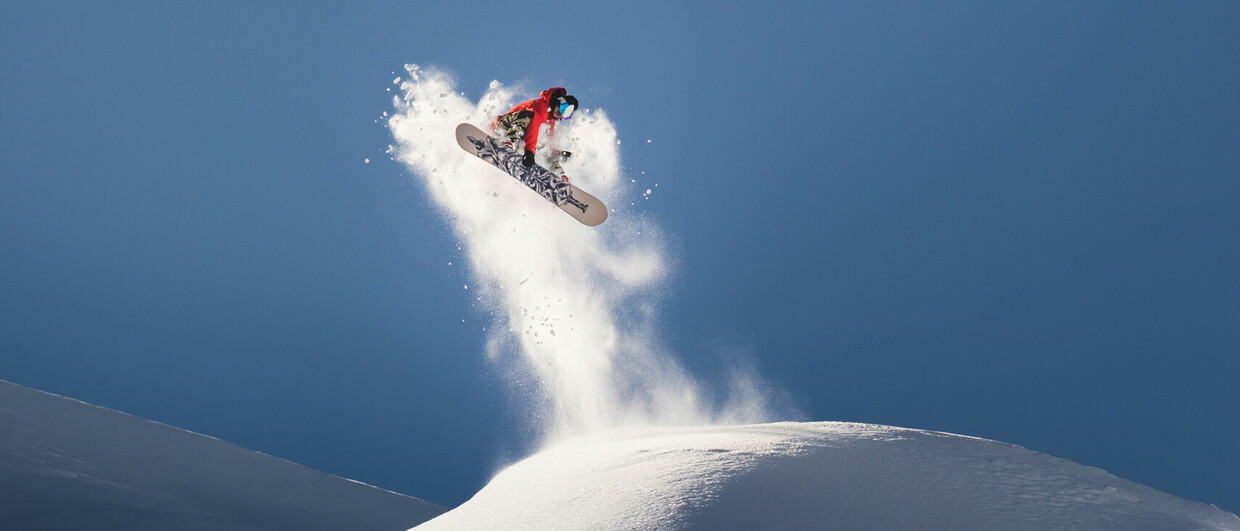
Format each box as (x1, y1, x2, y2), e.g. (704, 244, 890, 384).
(492, 87, 578, 181)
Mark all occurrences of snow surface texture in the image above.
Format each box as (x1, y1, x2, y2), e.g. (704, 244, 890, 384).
(0, 380, 445, 530)
(416, 422, 1238, 530)
(388, 65, 783, 441)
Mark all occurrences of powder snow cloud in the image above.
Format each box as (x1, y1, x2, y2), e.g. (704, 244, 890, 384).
(388, 65, 788, 443)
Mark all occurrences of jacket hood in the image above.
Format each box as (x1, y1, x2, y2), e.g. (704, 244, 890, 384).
(540, 87, 568, 106)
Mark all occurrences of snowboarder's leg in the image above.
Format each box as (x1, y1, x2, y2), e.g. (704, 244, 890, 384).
(547, 149, 571, 182)
(547, 160, 567, 182)
(494, 110, 535, 148)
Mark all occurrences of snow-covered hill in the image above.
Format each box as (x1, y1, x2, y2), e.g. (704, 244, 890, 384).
(416, 422, 1239, 530)
(0, 380, 446, 530)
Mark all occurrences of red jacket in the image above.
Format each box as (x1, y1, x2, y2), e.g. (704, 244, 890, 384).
(495, 87, 567, 153)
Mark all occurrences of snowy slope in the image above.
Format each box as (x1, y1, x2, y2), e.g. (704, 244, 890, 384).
(0, 380, 446, 530)
(415, 422, 1239, 531)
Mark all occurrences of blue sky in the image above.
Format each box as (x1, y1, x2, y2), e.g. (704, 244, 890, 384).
(3, 1, 1238, 512)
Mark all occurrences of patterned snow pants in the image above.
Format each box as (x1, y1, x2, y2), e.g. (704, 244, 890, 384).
(493, 110, 564, 174)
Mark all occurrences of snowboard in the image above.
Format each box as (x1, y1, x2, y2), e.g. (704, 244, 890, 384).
(455, 122, 608, 226)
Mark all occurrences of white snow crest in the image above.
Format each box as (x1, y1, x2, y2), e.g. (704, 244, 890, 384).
(387, 65, 780, 442)
(415, 422, 1240, 531)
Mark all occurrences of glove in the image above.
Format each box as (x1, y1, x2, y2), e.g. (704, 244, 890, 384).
(522, 150, 535, 167)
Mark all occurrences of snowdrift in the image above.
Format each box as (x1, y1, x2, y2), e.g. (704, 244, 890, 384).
(0, 380, 445, 530)
(415, 422, 1239, 530)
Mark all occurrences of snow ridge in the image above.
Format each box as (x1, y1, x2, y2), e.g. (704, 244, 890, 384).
(415, 422, 1240, 530)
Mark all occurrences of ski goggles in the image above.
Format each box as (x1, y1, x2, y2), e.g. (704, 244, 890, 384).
(557, 102, 576, 120)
